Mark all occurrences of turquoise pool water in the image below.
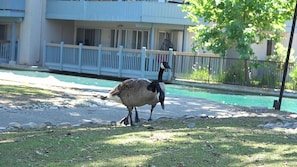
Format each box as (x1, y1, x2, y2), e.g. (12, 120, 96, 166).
(1, 69, 296, 113)
(167, 84, 297, 113)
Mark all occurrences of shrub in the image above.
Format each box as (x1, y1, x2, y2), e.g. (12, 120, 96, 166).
(289, 65, 297, 89)
(258, 62, 279, 88)
(187, 67, 211, 82)
(222, 61, 246, 85)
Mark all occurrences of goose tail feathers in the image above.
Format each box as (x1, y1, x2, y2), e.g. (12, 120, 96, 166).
(100, 94, 122, 104)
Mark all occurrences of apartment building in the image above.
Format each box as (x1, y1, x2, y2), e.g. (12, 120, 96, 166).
(0, 0, 296, 67)
(0, 0, 196, 66)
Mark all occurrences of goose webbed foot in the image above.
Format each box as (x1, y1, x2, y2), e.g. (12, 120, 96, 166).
(119, 114, 135, 126)
(119, 116, 129, 126)
(135, 117, 140, 123)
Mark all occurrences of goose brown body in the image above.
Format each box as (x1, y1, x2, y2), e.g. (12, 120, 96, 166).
(102, 78, 161, 125)
(101, 62, 170, 125)
(109, 79, 159, 107)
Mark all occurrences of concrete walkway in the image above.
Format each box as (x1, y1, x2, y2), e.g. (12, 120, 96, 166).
(1, 94, 246, 126)
(0, 69, 290, 130)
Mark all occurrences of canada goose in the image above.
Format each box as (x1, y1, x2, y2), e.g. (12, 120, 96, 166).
(135, 62, 170, 122)
(100, 62, 171, 125)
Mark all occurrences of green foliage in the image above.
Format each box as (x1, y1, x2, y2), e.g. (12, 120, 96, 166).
(190, 69, 210, 81)
(182, 0, 295, 58)
(259, 72, 278, 88)
(223, 62, 246, 84)
(267, 42, 296, 63)
(187, 66, 211, 81)
(289, 65, 297, 88)
(263, 42, 297, 88)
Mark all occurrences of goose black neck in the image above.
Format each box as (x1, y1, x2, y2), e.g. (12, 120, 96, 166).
(158, 68, 165, 82)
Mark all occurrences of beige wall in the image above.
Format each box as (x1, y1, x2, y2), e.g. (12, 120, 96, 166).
(18, 0, 75, 65)
(19, 0, 44, 65)
(43, 20, 74, 44)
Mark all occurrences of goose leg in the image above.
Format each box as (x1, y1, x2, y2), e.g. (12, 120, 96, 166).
(148, 104, 156, 121)
(119, 107, 134, 126)
(128, 107, 134, 126)
(119, 115, 129, 125)
(134, 107, 140, 123)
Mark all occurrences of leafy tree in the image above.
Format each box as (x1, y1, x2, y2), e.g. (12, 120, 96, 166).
(267, 42, 296, 63)
(182, 0, 295, 84)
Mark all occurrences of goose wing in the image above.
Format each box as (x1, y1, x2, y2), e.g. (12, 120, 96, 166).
(109, 79, 135, 96)
(116, 79, 159, 107)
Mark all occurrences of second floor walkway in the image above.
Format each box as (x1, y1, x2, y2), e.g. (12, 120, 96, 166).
(46, 0, 194, 25)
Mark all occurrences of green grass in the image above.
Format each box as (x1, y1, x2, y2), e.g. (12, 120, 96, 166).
(1, 118, 297, 167)
(0, 84, 54, 100)
(1, 84, 297, 166)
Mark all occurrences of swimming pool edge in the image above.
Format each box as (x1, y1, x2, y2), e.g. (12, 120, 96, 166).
(172, 79, 297, 99)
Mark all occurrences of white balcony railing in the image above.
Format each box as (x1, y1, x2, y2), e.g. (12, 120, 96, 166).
(43, 42, 174, 80)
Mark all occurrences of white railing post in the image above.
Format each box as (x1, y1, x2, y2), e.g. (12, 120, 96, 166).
(42, 40, 46, 67)
(59, 41, 64, 71)
(148, 52, 153, 71)
(118, 45, 123, 77)
(141, 47, 146, 78)
(78, 43, 83, 73)
(97, 44, 102, 75)
(168, 48, 174, 80)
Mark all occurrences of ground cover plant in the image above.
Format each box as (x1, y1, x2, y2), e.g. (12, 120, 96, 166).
(1, 117, 297, 167)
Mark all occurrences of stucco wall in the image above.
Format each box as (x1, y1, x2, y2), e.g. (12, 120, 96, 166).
(43, 20, 74, 44)
(19, 0, 44, 65)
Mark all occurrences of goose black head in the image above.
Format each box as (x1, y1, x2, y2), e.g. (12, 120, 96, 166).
(160, 62, 171, 70)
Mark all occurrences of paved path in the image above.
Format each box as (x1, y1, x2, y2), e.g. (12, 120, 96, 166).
(0, 71, 287, 129)
(1, 95, 244, 126)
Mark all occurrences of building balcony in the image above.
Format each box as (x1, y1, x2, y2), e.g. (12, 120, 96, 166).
(46, 0, 194, 25)
(0, 0, 25, 19)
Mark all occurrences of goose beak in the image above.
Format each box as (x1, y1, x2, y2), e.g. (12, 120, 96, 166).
(100, 95, 107, 100)
(162, 62, 171, 69)
(164, 64, 171, 69)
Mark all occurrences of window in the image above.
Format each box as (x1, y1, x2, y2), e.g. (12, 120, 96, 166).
(0, 25, 7, 40)
(76, 28, 101, 46)
(111, 29, 149, 49)
(159, 32, 173, 50)
(110, 29, 127, 48)
(131, 30, 149, 49)
(266, 40, 275, 56)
